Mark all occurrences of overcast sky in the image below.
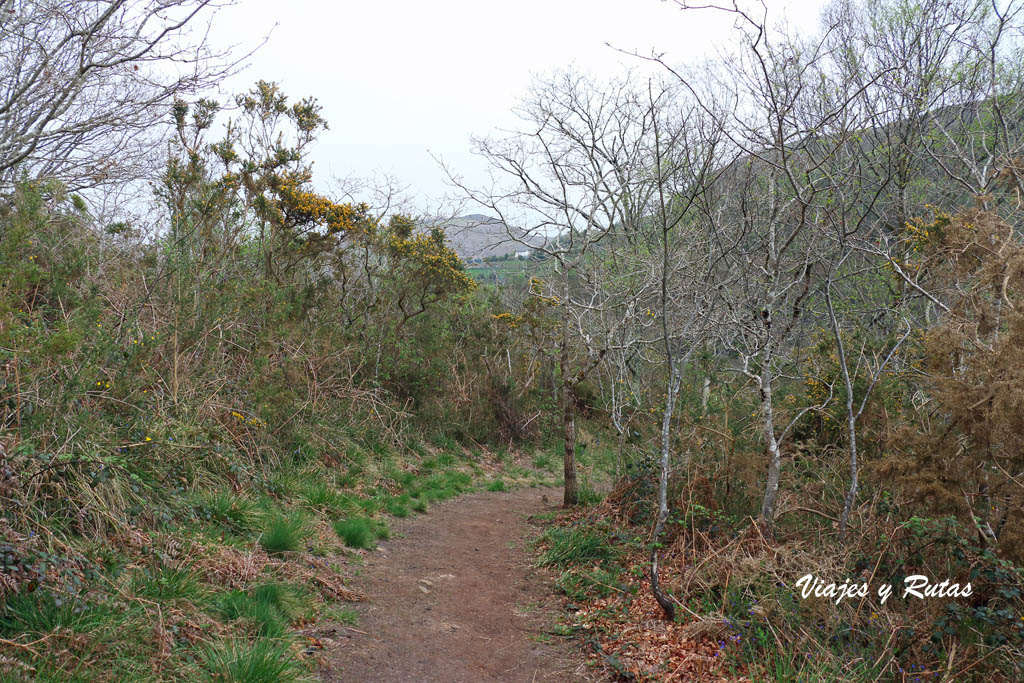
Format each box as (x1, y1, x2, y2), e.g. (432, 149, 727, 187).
(207, 0, 822, 213)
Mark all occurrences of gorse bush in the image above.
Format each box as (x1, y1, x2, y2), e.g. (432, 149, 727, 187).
(0, 80, 523, 545)
(0, 64, 558, 681)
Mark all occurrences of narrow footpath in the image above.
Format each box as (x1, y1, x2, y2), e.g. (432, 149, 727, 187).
(318, 487, 600, 682)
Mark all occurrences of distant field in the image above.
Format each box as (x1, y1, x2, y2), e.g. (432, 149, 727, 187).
(466, 259, 534, 286)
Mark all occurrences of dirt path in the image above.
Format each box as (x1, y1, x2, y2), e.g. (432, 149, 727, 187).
(317, 487, 595, 682)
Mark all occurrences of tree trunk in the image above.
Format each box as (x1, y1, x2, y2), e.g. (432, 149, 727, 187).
(611, 399, 625, 477)
(700, 374, 711, 416)
(839, 412, 858, 542)
(650, 361, 681, 621)
(827, 275, 862, 545)
(759, 368, 781, 533)
(561, 381, 578, 506)
(616, 419, 626, 478)
(560, 312, 578, 507)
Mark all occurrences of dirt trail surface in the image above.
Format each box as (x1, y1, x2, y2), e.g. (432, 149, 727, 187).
(318, 487, 594, 682)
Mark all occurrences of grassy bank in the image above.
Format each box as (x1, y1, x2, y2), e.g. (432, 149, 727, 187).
(0, 423, 562, 681)
(0, 98, 553, 679)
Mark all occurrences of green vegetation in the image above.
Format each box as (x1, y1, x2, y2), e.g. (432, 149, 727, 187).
(128, 564, 206, 602)
(333, 517, 376, 550)
(216, 582, 307, 637)
(555, 566, 625, 602)
(466, 258, 532, 288)
(7, 1, 1024, 681)
(329, 605, 361, 626)
(538, 525, 617, 568)
(192, 491, 259, 534)
(199, 639, 306, 683)
(0, 83, 555, 679)
(258, 512, 310, 555)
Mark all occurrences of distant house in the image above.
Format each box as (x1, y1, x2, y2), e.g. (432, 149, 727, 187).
(515, 251, 531, 260)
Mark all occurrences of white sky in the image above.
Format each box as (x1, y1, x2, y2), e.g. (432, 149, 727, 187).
(207, 0, 822, 212)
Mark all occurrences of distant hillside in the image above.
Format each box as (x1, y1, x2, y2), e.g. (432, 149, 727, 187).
(441, 214, 545, 261)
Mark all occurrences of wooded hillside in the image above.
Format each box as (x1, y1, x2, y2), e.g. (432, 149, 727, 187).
(2, 0, 1024, 681)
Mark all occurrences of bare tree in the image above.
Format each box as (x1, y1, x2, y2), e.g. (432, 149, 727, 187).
(822, 253, 912, 542)
(680, 12, 840, 531)
(450, 71, 668, 505)
(0, 0, 240, 192)
(642, 81, 732, 619)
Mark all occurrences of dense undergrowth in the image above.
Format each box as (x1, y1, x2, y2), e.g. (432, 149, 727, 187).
(0, 85, 566, 680)
(6, 4, 1024, 680)
(536, 380, 1024, 682)
(0, 417, 554, 682)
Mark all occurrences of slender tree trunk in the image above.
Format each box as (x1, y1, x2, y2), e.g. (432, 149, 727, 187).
(561, 382, 578, 507)
(546, 358, 558, 405)
(560, 312, 578, 507)
(650, 125, 679, 619)
(759, 366, 781, 532)
(827, 272, 861, 544)
(839, 412, 858, 542)
(616, 424, 626, 477)
(611, 395, 625, 477)
(700, 374, 711, 416)
(650, 361, 681, 621)
(551, 366, 559, 404)
(759, 227, 782, 533)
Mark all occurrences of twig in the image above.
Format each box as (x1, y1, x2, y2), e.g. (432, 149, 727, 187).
(777, 506, 838, 522)
(0, 635, 47, 656)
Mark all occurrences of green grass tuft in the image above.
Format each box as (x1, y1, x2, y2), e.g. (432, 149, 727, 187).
(386, 499, 410, 518)
(539, 525, 617, 568)
(329, 605, 360, 626)
(556, 566, 625, 601)
(0, 591, 111, 637)
(486, 478, 507, 492)
(192, 491, 258, 533)
(532, 453, 556, 471)
(200, 638, 304, 682)
(577, 481, 604, 507)
(258, 511, 310, 554)
(333, 517, 375, 549)
(129, 564, 206, 602)
(216, 582, 305, 638)
(300, 481, 347, 514)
